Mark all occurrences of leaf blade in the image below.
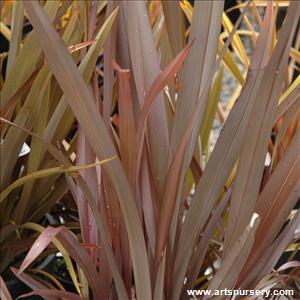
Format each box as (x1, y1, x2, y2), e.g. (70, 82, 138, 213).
(23, 2, 151, 298)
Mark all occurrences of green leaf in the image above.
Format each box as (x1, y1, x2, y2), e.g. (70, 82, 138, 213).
(0, 158, 116, 202)
(200, 67, 223, 151)
(0, 0, 60, 111)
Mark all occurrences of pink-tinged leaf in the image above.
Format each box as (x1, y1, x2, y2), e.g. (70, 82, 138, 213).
(154, 85, 201, 276)
(87, 0, 98, 41)
(224, 0, 299, 254)
(23, 2, 151, 298)
(130, 31, 190, 258)
(68, 40, 95, 54)
(136, 41, 194, 180)
(205, 214, 260, 294)
(275, 84, 300, 122)
(256, 129, 300, 228)
(170, 2, 271, 297)
(11, 268, 56, 300)
(161, 1, 185, 57)
(18, 226, 106, 300)
(69, 176, 129, 299)
(119, 217, 132, 297)
(154, 28, 225, 274)
(114, 62, 137, 192)
(190, 156, 202, 185)
(272, 99, 300, 167)
(18, 226, 61, 274)
(154, 253, 166, 300)
(238, 131, 300, 284)
(101, 174, 122, 262)
(103, 0, 118, 128)
(169, 0, 224, 162)
(0, 276, 13, 300)
(17, 289, 82, 300)
(277, 261, 300, 272)
(140, 147, 157, 254)
(75, 129, 99, 263)
(55, 226, 115, 300)
(184, 188, 232, 295)
(254, 275, 283, 293)
(240, 210, 300, 288)
(65, 182, 104, 294)
(100, 173, 123, 296)
(123, 1, 170, 192)
(72, 7, 122, 294)
(167, 1, 224, 256)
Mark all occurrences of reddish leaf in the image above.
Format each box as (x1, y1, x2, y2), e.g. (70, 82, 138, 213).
(184, 188, 232, 293)
(18, 226, 61, 274)
(11, 268, 56, 300)
(136, 41, 194, 180)
(240, 210, 300, 288)
(224, 0, 299, 254)
(18, 226, 106, 299)
(114, 62, 137, 192)
(0, 276, 13, 300)
(17, 289, 81, 300)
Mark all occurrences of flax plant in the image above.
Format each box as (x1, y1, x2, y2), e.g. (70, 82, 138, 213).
(0, 1, 299, 299)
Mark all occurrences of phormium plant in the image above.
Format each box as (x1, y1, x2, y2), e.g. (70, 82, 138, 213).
(0, 0, 299, 299)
